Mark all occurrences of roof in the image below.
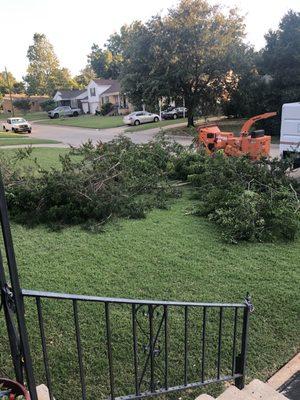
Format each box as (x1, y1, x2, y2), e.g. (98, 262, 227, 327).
(57, 89, 87, 99)
(3, 94, 49, 102)
(92, 79, 121, 95)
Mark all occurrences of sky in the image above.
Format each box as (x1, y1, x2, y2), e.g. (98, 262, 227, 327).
(1, 0, 299, 80)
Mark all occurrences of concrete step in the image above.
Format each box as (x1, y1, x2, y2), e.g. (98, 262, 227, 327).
(243, 379, 289, 400)
(195, 395, 215, 400)
(217, 385, 255, 400)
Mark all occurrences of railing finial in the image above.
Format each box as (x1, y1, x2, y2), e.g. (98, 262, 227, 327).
(245, 292, 254, 313)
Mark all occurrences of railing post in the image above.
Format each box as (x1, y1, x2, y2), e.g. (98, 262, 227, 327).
(0, 176, 38, 400)
(0, 267, 24, 383)
(235, 293, 254, 389)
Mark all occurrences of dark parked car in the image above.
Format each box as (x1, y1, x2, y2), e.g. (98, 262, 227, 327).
(161, 107, 188, 120)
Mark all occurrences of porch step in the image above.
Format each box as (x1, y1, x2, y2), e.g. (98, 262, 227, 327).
(36, 384, 52, 400)
(195, 380, 290, 400)
(217, 385, 255, 399)
(243, 379, 289, 399)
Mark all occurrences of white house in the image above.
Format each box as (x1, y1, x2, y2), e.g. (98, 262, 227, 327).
(82, 79, 132, 114)
(53, 79, 132, 115)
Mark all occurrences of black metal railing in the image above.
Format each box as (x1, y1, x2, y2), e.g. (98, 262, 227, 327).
(19, 289, 253, 400)
(0, 175, 253, 400)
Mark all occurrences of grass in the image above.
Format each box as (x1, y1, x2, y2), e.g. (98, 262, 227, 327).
(0, 111, 48, 121)
(125, 118, 189, 132)
(0, 132, 60, 147)
(38, 115, 124, 129)
(0, 148, 298, 399)
(0, 147, 70, 168)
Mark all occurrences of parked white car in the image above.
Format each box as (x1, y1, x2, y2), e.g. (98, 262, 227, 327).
(2, 118, 32, 133)
(123, 111, 160, 126)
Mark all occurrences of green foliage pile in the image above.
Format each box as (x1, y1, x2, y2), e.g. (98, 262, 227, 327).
(169, 151, 300, 243)
(2, 137, 181, 226)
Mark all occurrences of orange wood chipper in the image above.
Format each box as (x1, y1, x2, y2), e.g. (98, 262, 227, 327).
(197, 112, 277, 160)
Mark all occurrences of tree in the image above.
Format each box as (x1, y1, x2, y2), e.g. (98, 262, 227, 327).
(74, 66, 96, 88)
(24, 33, 77, 95)
(0, 71, 17, 95)
(116, 0, 246, 126)
(13, 98, 31, 114)
(53, 67, 79, 91)
(259, 10, 300, 108)
(87, 44, 122, 79)
(12, 81, 25, 94)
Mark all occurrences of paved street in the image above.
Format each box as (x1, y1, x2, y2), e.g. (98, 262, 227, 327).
(29, 121, 194, 146)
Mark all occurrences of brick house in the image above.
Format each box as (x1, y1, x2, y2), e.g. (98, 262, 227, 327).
(1, 94, 49, 113)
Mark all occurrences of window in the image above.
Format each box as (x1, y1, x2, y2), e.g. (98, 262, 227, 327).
(90, 87, 96, 97)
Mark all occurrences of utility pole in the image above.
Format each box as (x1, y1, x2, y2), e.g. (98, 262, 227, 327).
(5, 66, 15, 117)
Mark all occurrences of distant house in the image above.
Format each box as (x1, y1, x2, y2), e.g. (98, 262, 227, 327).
(1, 94, 49, 113)
(84, 79, 132, 114)
(53, 89, 88, 110)
(53, 80, 132, 115)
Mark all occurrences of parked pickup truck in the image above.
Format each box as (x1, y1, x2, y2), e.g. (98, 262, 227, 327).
(48, 106, 81, 119)
(2, 117, 32, 133)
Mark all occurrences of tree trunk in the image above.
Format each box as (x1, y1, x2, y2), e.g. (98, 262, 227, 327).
(187, 107, 195, 127)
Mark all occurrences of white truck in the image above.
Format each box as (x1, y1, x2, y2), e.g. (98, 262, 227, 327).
(280, 102, 300, 167)
(47, 106, 81, 119)
(2, 117, 32, 133)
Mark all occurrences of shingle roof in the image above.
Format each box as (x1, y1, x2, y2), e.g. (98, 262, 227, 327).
(3, 94, 49, 102)
(93, 79, 121, 95)
(58, 89, 86, 99)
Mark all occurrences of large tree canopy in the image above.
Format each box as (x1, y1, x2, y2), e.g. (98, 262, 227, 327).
(113, 0, 247, 125)
(259, 10, 300, 107)
(24, 33, 78, 95)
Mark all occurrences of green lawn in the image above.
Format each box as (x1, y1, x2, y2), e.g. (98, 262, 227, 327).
(0, 132, 60, 147)
(0, 147, 69, 167)
(0, 111, 48, 121)
(38, 115, 124, 129)
(0, 148, 298, 399)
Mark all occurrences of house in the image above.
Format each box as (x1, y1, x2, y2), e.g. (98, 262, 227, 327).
(83, 79, 132, 114)
(53, 80, 132, 115)
(1, 94, 50, 113)
(53, 89, 88, 110)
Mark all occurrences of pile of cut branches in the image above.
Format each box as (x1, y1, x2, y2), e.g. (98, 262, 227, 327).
(169, 150, 300, 242)
(2, 136, 182, 227)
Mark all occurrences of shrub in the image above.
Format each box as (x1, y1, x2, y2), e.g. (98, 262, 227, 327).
(40, 99, 56, 111)
(12, 98, 31, 113)
(101, 102, 113, 115)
